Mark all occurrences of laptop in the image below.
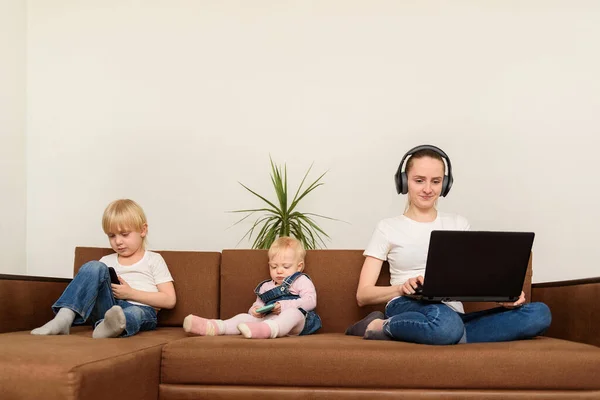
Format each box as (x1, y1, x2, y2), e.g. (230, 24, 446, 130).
(407, 230, 535, 302)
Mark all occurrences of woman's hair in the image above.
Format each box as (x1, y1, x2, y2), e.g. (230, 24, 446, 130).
(404, 149, 446, 176)
(102, 199, 148, 245)
(404, 149, 446, 211)
(268, 236, 306, 261)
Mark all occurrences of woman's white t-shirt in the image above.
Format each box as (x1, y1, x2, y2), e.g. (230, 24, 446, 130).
(363, 212, 470, 313)
(100, 250, 173, 308)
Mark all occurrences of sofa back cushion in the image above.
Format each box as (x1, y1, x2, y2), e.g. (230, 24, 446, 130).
(220, 249, 533, 333)
(74, 247, 220, 326)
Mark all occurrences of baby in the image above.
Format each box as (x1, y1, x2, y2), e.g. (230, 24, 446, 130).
(183, 236, 321, 338)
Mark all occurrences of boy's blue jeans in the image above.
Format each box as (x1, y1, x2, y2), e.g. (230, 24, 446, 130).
(383, 296, 552, 345)
(52, 261, 157, 337)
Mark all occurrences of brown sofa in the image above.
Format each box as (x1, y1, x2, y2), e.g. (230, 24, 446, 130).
(1, 247, 599, 400)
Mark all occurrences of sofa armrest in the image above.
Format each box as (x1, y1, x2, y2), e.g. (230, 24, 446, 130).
(532, 277, 600, 347)
(0, 274, 71, 333)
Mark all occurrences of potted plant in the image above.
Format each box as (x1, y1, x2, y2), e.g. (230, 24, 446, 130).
(230, 157, 339, 249)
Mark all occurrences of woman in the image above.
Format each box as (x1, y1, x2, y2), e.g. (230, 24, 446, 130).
(347, 145, 551, 345)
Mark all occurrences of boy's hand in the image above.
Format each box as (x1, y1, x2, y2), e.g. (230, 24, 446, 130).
(271, 302, 282, 315)
(250, 307, 266, 318)
(112, 277, 133, 300)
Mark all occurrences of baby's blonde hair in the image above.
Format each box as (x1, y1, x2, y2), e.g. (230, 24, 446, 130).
(102, 199, 148, 246)
(268, 236, 306, 261)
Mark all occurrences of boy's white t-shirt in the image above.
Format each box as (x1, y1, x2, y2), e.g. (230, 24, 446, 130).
(363, 212, 470, 313)
(100, 250, 174, 308)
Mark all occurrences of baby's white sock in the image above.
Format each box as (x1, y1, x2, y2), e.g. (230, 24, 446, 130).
(237, 320, 279, 339)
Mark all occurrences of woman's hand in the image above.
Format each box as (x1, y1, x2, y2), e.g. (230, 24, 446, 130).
(497, 291, 526, 308)
(112, 277, 133, 300)
(401, 276, 424, 295)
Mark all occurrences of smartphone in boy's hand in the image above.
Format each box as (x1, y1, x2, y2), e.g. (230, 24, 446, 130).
(108, 267, 120, 285)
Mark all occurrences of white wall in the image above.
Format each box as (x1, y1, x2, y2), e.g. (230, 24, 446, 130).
(0, 0, 26, 275)
(26, 1, 600, 283)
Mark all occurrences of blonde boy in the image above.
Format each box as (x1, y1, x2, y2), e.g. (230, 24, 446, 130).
(32, 199, 175, 338)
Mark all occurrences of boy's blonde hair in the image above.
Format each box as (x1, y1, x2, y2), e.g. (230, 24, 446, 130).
(268, 236, 306, 261)
(102, 199, 148, 245)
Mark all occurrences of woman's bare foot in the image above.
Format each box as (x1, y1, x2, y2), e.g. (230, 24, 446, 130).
(365, 318, 384, 332)
(364, 318, 392, 341)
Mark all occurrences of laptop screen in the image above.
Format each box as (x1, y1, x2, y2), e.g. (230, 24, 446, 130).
(421, 231, 534, 302)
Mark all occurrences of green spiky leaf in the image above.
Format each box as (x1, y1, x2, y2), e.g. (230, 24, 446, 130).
(228, 157, 344, 249)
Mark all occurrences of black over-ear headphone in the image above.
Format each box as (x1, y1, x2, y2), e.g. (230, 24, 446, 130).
(394, 144, 453, 197)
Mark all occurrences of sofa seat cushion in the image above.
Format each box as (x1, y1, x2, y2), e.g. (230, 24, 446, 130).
(161, 333, 600, 391)
(0, 327, 188, 400)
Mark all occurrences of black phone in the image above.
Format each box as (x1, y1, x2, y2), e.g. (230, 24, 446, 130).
(108, 267, 120, 285)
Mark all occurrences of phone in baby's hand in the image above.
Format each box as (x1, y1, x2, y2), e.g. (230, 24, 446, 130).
(108, 267, 120, 285)
(255, 304, 275, 314)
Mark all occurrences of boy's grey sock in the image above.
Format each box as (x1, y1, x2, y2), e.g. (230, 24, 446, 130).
(31, 308, 76, 335)
(345, 311, 385, 336)
(92, 306, 126, 339)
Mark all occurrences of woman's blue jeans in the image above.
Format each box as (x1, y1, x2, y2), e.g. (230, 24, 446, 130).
(383, 296, 552, 345)
(52, 261, 157, 337)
